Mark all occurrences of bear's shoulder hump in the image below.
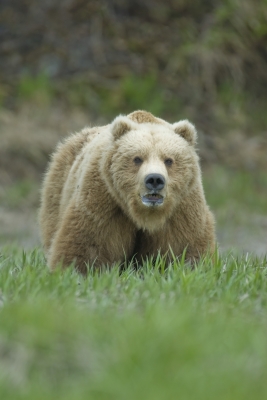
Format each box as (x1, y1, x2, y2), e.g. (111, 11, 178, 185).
(127, 110, 165, 125)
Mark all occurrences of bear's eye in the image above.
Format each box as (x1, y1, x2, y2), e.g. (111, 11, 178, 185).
(134, 157, 143, 165)
(164, 158, 173, 166)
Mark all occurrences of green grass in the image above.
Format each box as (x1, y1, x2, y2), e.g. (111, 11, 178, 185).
(17, 74, 54, 106)
(0, 247, 267, 399)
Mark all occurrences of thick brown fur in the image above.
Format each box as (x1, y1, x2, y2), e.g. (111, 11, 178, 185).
(39, 110, 216, 274)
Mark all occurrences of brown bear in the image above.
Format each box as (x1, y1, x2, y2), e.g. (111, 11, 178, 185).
(39, 110, 216, 274)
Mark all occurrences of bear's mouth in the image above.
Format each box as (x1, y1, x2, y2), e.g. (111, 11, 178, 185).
(141, 192, 164, 207)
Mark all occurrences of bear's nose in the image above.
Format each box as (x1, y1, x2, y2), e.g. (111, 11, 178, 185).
(145, 174, 165, 191)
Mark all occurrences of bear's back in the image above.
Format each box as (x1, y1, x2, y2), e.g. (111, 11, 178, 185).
(39, 125, 105, 251)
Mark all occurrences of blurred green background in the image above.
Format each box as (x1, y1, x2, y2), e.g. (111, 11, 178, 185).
(0, 0, 266, 254)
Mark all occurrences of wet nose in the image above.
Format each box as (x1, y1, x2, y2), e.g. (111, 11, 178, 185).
(145, 173, 165, 191)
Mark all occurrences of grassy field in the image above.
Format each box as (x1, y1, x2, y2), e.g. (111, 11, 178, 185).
(1, 2, 267, 395)
(0, 107, 266, 399)
(0, 247, 267, 400)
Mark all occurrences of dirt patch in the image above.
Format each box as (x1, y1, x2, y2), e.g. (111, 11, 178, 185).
(0, 207, 39, 248)
(217, 214, 267, 257)
(0, 106, 101, 184)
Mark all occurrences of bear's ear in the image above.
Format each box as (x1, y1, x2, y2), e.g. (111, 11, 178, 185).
(173, 120, 197, 146)
(111, 116, 137, 140)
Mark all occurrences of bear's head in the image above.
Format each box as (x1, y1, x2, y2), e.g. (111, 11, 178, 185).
(101, 111, 200, 232)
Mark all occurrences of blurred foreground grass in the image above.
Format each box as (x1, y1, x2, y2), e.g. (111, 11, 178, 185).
(0, 247, 267, 399)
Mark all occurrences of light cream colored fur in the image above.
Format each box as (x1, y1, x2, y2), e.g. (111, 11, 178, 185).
(39, 110, 216, 273)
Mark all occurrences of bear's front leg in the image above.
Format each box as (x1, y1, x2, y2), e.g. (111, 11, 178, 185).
(48, 202, 136, 274)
